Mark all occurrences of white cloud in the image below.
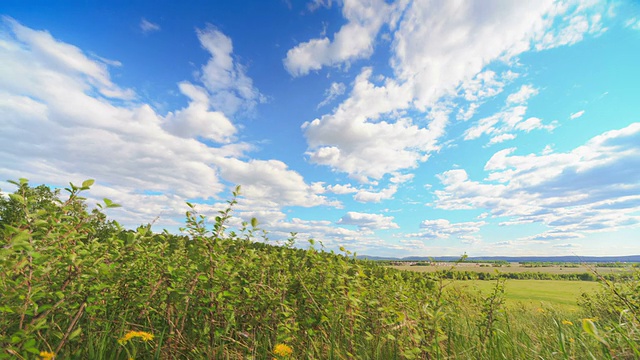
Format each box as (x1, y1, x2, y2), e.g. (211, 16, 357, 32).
(506, 84, 538, 105)
(2, 17, 135, 100)
(284, 0, 399, 76)
(0, 18, 336, 232)
(488, 133, 517, 145)
(391, 1, 556, 109)
(299, 1, 603, 182)
(337, 211, 399, 230)
(570, 110, 585, 120)
(216, 157, 339, 208)
(317, 82, 346, 108)
(140, 18, 160, 34)
(436, 123, 640, 240)
(163, 82, 236, 142)
(196, 25, 265, 116)
(353, 184, 397, 203)
(534, 2, 607, 51)
(456, 70, 515, 121)
(390, 172, 414, 184)
(306, 0, 335, 12)
(404, 219, 485, 240)
(303, 69, 444, 181)
(552, 243, 582, 248)
(465, 85, 555, 144)
(326, 183, 358, 194)
(625, 17, 640, 31)
(459, 70, 506, 102)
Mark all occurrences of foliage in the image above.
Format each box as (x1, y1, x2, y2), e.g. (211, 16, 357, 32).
(1, 179, 639, 359)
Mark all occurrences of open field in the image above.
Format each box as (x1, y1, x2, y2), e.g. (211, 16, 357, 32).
(3, 180, 639, 359)
(451, 279, 602, 312)
(390, 262, 632, 274)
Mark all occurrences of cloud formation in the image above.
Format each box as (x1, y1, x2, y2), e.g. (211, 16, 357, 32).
(0, 18, 333, 228)
(295, 0, 603, 184)
(435, 123, 640, 240)
(337, 211, 399, 230)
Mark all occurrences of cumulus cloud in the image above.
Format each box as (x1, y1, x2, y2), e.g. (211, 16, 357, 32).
(391, 1, 556, 109)
(216, 157, 339, 208)
(303, 68, 444, 181)
(163, 82, 236, 142)
(326, 183, 358, 194)
(297, 1, 603, 182)
(436, 123, 640, 240)
(337, 211, 399, 230)
(284, 0, 399, 76)
(0, 18, 334, 230)
(196, 25, 265, 116)
(353, 184, 397, 203)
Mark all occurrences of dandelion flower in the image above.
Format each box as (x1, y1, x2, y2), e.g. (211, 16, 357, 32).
(118, 330, 154, 345)
(273, 343, 293, 357)
(562, 320, 573, 325)
(40, 351, 55, 360)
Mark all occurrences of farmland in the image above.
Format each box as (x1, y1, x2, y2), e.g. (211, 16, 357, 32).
(390, 262, 633, 275)
(452, 279, 601, 311)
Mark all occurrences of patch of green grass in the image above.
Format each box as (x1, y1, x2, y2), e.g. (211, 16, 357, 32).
(453, 279, 602, 311)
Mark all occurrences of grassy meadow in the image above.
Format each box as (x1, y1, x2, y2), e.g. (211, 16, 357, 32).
(452, 280, 601, 311)
(1, 180, 639, 359)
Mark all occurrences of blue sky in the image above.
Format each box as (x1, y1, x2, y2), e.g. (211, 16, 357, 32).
(1, 0, 639, 257)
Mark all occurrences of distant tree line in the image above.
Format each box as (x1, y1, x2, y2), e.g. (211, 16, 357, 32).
(433, 269, 634, 282)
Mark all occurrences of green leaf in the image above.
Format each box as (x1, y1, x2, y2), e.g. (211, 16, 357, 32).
(8, 193, 25, 205)
(251, 217, 258, 228)
(69, 327, 82, 340)
(582, 318, 608, 345)
(82, 179, 95, 188)
(103, 198, 121, 208)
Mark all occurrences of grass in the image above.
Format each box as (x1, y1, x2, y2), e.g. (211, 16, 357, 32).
(452, 279, 601, 311)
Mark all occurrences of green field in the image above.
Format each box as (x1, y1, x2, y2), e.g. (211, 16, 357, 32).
(392, 264, 608, 311)
(451, 279, 601, 311)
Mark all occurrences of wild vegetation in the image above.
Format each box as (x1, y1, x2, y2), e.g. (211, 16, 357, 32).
(1, 179, 639, 359)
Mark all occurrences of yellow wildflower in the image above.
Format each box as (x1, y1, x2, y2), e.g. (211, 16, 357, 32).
(569, 338, 575, 343)
(118, 330, 155, 345)
(562, 320, 573, 325)
(273, 343, 293, 357)
(536, 308, 545, 313)
(40, 351, 55, 360)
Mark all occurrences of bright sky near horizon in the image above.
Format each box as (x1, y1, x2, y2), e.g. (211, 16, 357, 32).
(1, 0, 639, 257)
